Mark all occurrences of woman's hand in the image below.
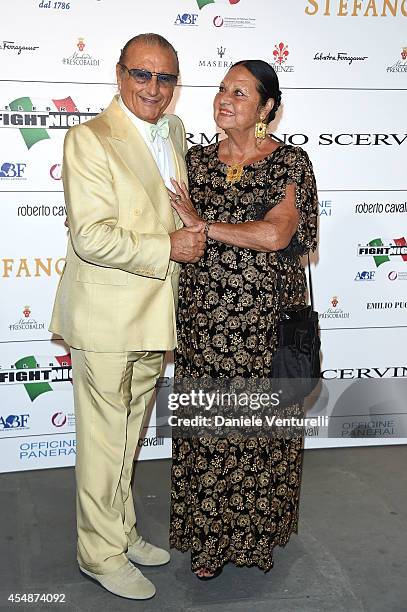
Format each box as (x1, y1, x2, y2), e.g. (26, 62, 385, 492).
(168, 178, 204, 229)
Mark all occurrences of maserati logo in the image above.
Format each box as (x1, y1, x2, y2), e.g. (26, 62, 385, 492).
(217, 46, 226, 58)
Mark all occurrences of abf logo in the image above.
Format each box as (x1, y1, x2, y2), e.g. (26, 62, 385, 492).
(0, 162, 26, 179)
(174, 13, 198, 25)
(0, 414, 29, 430)
(196, 0, 240, 8)
(355, 271, 376, 281)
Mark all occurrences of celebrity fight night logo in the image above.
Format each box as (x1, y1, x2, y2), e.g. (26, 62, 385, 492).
(0, 96, 102, 149)
(357, 237, 407, 267)
(196, 0, 240, 8)
(0, 354, 72, 401)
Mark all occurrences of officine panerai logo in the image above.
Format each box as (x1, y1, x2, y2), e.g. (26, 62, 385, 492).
(271, 42, 295, 73)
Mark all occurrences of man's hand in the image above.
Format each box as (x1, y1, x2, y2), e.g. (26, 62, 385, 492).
(170, 225, 206, 263)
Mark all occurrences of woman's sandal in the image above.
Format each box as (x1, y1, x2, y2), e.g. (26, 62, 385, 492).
(193, 567, 223, 581)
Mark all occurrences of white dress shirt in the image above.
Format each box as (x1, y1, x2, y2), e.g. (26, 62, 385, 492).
(118, 96, 175, 190)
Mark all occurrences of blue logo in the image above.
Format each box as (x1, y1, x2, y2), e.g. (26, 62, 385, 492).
(0, 162, 26, 180)
(355, 271, 376, 281)
(0, 414, 30, 430)
(174, 13, 198, 25)
(319, 200, 332, 216)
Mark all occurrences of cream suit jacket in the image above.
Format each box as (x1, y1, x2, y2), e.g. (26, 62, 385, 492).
(49, 96, 187, 352)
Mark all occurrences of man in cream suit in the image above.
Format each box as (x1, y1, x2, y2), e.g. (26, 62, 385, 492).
(50, 34, 205, 600)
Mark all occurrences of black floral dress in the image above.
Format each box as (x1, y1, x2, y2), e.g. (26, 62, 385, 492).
(169, 142, 318, 573)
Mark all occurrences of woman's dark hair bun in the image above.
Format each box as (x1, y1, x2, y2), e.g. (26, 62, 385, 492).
(231, 59, 282, 123)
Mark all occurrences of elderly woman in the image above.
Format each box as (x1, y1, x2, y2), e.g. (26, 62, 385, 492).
(168, 60, 318, 579)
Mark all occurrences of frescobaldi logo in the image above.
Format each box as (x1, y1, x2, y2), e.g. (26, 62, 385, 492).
(357, 237, 407, 267)
(319, 296, 350, 320)
(0, 96, 101, 149)
(0, 354, 72, 401)
(62, 37, 100, 66)
(9, 305, 46, 332)
(386, 46, 407, 73)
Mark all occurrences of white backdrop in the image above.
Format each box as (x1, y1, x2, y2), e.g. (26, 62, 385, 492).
(1, 0, 406, 472)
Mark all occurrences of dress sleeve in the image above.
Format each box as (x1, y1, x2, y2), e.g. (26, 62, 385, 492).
(268, 146, 319, 258)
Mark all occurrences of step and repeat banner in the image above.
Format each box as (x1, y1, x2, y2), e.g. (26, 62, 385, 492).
(1, 0, 406, 472)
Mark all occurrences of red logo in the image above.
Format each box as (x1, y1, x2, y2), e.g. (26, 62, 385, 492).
(52, 412, 67, 427)
(401, 47, 407, 60)
(331, 296, 339, 308)
(50, 163, 62, 180)
(77, 38, 85, 52)
(23, 305, 31, 318)
(273, 42, 289, 65)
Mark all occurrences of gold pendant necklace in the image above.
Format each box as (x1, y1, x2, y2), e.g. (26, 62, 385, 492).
(225, 154, 251, 185)
(226, 162, 245, 184)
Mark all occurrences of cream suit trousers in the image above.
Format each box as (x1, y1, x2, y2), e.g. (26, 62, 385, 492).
(70, 348, 164, 574)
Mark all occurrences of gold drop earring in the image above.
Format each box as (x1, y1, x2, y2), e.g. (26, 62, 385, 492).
(254, 115, 267, 140)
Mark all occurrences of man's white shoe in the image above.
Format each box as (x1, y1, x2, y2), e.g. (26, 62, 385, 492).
(79, 560, 156, 600)
(127, 536, 170, 566)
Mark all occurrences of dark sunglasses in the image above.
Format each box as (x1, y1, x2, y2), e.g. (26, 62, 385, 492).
(119, 63, 178, 87)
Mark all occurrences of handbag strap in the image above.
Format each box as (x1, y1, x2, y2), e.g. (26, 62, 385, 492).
(264, 153, 315, 313)
(307, 253, 315, 312)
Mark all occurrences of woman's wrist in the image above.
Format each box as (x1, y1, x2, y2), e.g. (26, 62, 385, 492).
(204, 220, 214, 238)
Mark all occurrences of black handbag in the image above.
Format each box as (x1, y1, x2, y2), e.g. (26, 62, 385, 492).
(271, 254, 321, 406)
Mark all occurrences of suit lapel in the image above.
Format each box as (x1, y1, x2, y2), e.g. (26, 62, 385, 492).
(168, 119, 188, 230)
(105, 97, 176, 233)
